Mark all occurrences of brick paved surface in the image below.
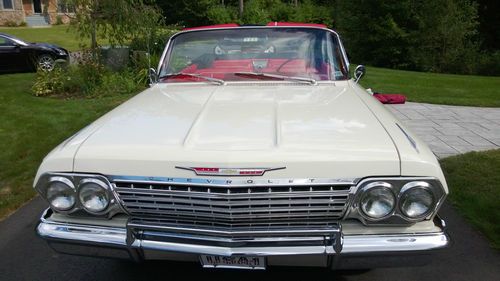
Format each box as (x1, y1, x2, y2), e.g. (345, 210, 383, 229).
(387, 102, 500, 158)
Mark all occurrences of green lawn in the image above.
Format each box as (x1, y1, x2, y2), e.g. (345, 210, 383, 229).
(440, 150, 500, 250)
(0, 25, 96, 51)
(0, 73, 132, 219)
(361, 66, 500, 107)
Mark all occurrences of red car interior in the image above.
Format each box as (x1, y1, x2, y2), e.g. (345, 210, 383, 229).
(163, 59, 332, 82)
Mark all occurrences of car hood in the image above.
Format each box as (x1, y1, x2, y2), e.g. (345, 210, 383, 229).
(31, 42, 66, 52)
(71, 82, 400, 179)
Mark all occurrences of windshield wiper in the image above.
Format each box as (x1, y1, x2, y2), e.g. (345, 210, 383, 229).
(159, 73, 225, 85)
(234, 72, 317, 85)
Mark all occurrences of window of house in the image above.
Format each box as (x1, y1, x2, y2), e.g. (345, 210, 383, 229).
(2, 0, 14, 10)
(58, 3, 75, 13)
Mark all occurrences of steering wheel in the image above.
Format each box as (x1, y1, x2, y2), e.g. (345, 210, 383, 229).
(276, 58, 298, 73)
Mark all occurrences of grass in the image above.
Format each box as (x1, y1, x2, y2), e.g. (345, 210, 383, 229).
(0, 25, 102, 52)
(0, 73, 133, 219)
(360, 66, 500, 107)
(440, 150, 500, 250)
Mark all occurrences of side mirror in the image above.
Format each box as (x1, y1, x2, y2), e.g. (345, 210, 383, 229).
(354, 65, 366, 83)
(148, 68, 158, 86)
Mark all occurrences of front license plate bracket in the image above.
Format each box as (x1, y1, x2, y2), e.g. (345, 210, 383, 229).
(200, 255, 266, 270)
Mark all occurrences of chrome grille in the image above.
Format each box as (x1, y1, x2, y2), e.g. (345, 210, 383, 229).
(114, 181, 352, 229)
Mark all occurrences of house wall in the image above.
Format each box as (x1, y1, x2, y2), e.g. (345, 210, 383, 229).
(22, 0, 33, 16)
(46, 0, 72, 24)
(0, 0, 73, 26)
(0, 0, 25, 25)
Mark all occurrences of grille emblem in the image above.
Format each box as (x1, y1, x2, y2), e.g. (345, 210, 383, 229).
(175, 166, 286, 176)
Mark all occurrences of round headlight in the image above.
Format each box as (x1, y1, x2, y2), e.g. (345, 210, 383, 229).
(46, 178, 75, 211)
(360, 182, 396, 219)
(400, 183, 435, 219)
(78, 179, 110, 213)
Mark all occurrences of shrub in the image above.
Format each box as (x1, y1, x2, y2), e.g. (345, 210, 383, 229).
(32, 66, 76, 97)
(130, 51, 162, 86)
(4, 20, 20, 27)
(92, 70, 142, 97)
(476, 51, 500, 76)
(55, 15, 64, 25)
(32, 56, 145, 98)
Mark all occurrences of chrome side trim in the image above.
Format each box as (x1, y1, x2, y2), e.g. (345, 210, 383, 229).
(396, 123, 419, 152)
(36, 221, 127, 246)
(342, 232, 449, 253)
(37, 209, 126, 247)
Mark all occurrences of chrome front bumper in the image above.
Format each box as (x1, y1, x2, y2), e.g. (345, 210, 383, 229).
(36, 209, 450, 269)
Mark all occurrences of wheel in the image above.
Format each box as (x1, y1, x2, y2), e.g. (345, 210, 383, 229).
(37, 54, 55, 72)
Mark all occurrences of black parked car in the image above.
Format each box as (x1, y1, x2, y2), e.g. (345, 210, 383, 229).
(0, 33, 69, 74)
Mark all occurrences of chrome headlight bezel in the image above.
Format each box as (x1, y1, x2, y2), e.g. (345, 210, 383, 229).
(34, 173, 122, 217)
(348, 177, 446, 225)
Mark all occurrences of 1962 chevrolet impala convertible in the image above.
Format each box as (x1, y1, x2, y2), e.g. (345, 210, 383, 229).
(35, 23, 450, 270)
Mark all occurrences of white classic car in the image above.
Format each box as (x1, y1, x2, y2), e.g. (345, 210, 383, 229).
(35, 23, 450, 270)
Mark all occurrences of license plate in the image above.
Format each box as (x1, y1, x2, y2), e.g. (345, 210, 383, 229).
(200, 255, 266, 270)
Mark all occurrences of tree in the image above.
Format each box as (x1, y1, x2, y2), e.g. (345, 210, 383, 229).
(475, 0, 499, 51)
(334, 0, 480, 73)
(239, 0, 244, 17)
(409, 0, 479, 73)
(155, 0, 218, 26)
(66, 0, 164, 50)
(334, 0, 414, 68)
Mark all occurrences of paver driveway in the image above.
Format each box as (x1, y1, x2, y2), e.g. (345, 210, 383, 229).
(387, 102, 500, 158)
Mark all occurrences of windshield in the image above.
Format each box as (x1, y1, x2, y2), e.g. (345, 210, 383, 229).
(2, 34, 28, 46)
(159, 28, 349, 83)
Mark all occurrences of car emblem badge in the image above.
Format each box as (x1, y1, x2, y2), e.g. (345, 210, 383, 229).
(175, 166, 286, 176)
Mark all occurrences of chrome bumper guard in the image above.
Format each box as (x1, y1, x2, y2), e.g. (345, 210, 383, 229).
(36, 209, 450, 269)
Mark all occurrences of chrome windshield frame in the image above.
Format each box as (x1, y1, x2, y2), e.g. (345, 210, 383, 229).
(157, 26, 351, 84)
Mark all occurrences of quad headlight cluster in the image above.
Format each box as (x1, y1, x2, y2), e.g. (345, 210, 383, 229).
(351, 178, 446, 224)
(35, 173, 119, 216)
